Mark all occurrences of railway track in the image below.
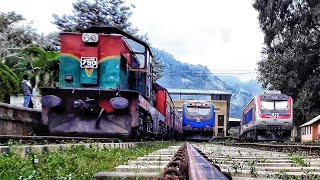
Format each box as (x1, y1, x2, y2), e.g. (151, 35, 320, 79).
(3, 134, 320, 179)
(94, 142, 320, 179)
(224, 142, 320, 155)
(0, 135, 123, 145)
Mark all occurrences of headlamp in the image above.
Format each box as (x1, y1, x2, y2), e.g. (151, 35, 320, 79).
(82, 33, 99, 43)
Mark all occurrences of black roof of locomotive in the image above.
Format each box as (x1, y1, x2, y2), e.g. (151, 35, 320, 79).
(82, 26, 153, 57)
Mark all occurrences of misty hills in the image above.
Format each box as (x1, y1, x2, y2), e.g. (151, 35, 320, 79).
(152, 48, 263, 118)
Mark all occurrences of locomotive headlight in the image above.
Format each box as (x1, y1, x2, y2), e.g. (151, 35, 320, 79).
(82, 34, 90, 42)
(82, 33, 99, 43)
(90, 34, 97, 42)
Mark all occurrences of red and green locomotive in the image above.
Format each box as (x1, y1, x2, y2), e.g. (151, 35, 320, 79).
(40, 26, 182, 138)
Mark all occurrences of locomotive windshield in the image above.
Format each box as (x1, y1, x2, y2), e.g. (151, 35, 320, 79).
(261, 100, 289, 111)
(260, 99, 289, 117)
(187, 106, 211, 116)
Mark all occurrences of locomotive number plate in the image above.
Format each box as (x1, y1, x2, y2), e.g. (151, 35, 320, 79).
(81, 57, 98, 69)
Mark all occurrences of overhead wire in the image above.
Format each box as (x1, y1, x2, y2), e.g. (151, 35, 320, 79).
(162, 69, 258, 75)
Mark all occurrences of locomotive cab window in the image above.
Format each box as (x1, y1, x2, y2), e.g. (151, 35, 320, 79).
(186, 107, 198, 115)
(125, 38, 145, 53)
(261, 100, 274, 110)
(275, 101, 289, 110)
(124, 37, 146, 69)
(186, 106, 211, 116)
(261, 100, 288, 110)
(133, 54, 145, 68)
(120, 55, 128, 73)
(199, 107, 211, 115)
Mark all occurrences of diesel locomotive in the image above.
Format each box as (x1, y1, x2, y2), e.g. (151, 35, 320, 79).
(182, 100, 215, 141)
(239, 90, 293, 141)
(40, 26, 182, 139)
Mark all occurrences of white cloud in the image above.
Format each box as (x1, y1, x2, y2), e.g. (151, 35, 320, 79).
(1, 0, 264, 81)
(0, 0, 73, 34)
(127, 0, 264, 81)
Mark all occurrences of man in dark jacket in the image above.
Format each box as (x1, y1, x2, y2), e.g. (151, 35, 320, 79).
(21, 75, 32, 107)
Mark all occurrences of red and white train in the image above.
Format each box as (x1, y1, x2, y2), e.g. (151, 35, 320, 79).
(239, 90, 293, 141)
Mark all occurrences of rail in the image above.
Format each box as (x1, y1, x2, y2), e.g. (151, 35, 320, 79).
(162, 143, 232, 180)
(224, 142, 320, 155)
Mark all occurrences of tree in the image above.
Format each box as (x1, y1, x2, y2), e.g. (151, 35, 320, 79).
(0, 62, 19, 102)
(0, 11, 38, 49)
(4, 45, 59, 93)
(52, 0, 138, 35)
(253, 0, 320, 123)
(152, 56, 164, 82)
(18, 45, 60, 90)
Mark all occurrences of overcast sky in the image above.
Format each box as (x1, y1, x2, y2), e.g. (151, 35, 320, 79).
(1, 0, 264, 82)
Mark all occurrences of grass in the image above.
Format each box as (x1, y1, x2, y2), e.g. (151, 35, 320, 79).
(289, 153, 307, 167)
(0, 141, 179, 180)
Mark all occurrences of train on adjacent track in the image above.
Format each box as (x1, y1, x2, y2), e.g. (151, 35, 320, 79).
(239, 90, 293, 141)
(40, 26, 182, 139)
(182, 100, 215, 141)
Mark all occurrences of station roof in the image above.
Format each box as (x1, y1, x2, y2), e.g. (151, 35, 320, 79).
(300, 115, 320, 127)
(167, 88, 231, 95)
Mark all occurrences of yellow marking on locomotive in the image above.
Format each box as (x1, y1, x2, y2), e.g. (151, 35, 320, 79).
(61, 53, 80, 61)
(99, 56, 121, 63)
(85, 68, 94, 77)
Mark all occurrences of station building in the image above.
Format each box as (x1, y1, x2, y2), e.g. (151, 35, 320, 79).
(167, 88, 232, 137)
(300, 115, 320, 142)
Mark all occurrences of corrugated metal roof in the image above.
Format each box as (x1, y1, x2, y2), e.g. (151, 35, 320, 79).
(167, 88, 231, 95)
(300, 115, 320, 127)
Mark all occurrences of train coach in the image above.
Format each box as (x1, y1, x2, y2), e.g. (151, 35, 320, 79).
(239, 90, 293, 141)
(40, 26, 182, 139)
(182, 101, 215, 141)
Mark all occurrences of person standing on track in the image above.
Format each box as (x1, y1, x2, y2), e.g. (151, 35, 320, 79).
(21, 75, 32, 108)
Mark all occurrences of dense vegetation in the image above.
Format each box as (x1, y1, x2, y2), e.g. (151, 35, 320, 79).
(0, 141, 178, 179)
(0, 62, 19, 102)
(253, 0, 320, 124)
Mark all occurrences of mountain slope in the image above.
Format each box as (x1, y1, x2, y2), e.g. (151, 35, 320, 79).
(152, 48, 263, 118)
